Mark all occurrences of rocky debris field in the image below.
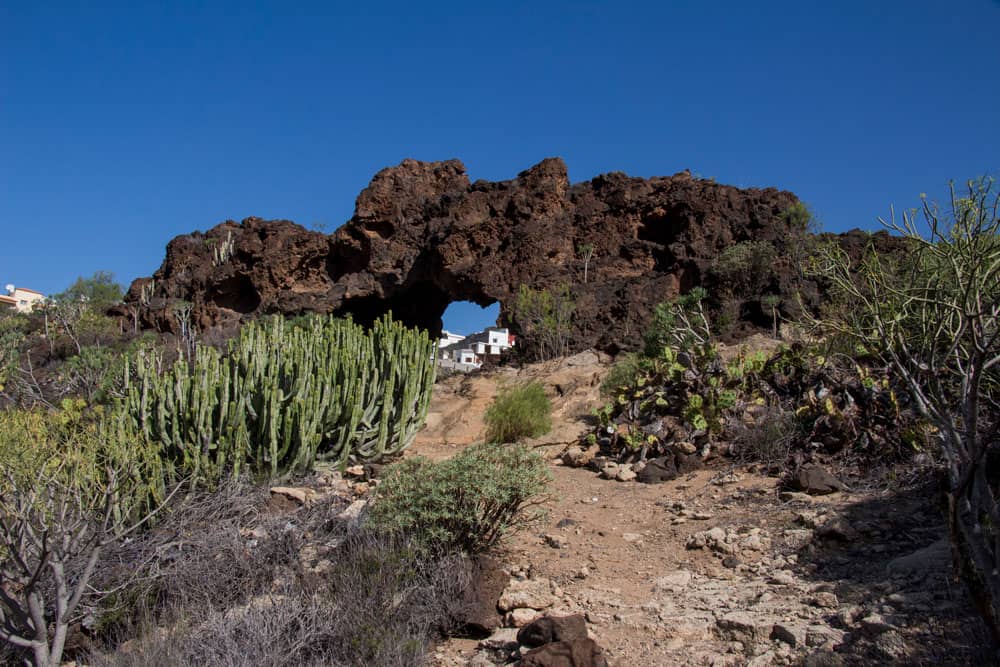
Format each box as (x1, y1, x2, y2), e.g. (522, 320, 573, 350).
(420, 353, 992, 666)
(151, 352, 990, 667)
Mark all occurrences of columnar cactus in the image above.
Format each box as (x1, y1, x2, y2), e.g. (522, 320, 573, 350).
(120, 313, 437, 482)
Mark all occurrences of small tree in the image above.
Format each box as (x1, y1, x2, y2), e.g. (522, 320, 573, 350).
(41, 273, 122, 356)
(56, 271, 123, 309)
(577, 243, 595, 284)
(0, 411, 173, 666)
(0, 314, 26, 396)
(643, 287, 712, 357)
(512, 284, 575, 361)
(761, 294, 782, 339)
(171, 300, 196, 362)
(809, 178, 1000, 636)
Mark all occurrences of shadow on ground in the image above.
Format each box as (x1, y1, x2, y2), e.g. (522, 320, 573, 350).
(787, 480, 995, 665)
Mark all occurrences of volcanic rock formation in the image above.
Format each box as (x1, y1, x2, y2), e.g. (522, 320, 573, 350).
(124, 157, 822, 353)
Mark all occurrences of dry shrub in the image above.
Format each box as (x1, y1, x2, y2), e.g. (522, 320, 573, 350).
(90, 478, 348, 644)
(85, 476, 476, 666)
(728, 407, 802, 470)
(89, 529, 474, 667)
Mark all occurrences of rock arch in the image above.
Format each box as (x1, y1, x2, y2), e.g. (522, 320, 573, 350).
(125, 157, 813, 352)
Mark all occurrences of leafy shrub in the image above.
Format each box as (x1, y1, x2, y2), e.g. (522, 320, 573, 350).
(0, 406, 168, 667)
(0, 405, 165, 517)
(484, 381, 552, 443)
(711, 240, 777, 299)
(600, 352, 644, 397)
(512, 284, 575, 360)
(367, 442, 551, 554)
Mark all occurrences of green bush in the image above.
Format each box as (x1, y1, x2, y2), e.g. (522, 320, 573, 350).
(643, 287, 712, 357)
(711, 240, 777, 299)
(512, 284, 575, 360)
(484, 381, 552, 443)
(367, 442, 551, 554)
(779, 201, 815, 231)
(0, 404, 166, 519)
(600, 353, 644, 397)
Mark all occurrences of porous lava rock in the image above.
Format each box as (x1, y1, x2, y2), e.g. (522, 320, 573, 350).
(458, 554, 508, 635)
(517, 638, 609, 667)
(122, 157, 893, 354)
(517, 614, 588, 648)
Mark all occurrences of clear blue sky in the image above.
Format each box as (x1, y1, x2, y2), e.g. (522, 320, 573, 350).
(2, 1, 998, 334)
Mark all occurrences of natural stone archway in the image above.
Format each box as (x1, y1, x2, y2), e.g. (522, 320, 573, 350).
(123, 157, 868, 353)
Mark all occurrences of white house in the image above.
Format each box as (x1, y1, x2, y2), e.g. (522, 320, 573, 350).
(438, 330, 466, 352)
(0, 285, 45, 313)
(438, 327, 516, 371)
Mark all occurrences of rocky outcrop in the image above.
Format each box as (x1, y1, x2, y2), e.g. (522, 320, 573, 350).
(123, 157, 863, 353)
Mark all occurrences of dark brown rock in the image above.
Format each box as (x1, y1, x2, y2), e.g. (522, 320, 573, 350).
(674, 452, 703, 474)
(123, 158, 906, 355)
(459, 554, 507, 635)
(122, 159, 808, 351)
(517, 614, 588, 648)
(517, 638, 609, 667)
(790, 464, 848, 495)
(636, 456, 678, 484)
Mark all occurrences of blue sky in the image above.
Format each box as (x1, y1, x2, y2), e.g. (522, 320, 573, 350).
(2, 1, 998, 334)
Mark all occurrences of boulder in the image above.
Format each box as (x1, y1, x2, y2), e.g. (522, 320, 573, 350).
(499, 578, 558, 612)
(672, 441, 697, 455)
(517, 638, 609, 667)
(561, 445, 598, 468)
(789, 465, 848, 495)
(459, 555, 508, 635)
(516, 614, 588, 648)
(652, 570, 693, 593)
(636, 456, 678, 484)
(886, 539, 951, 579)
(268, 486, 317, 505)
(674, 452, 703, 474)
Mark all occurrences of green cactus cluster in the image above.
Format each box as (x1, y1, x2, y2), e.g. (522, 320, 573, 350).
(120, 313, 437, 482)
(590, 316, 929, 467)
(605, 343, 755, 439)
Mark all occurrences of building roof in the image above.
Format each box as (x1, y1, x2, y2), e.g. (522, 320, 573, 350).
(440, 327, 510, 355)
(0, 295, 16, 305)
(11, 287, 44, 295)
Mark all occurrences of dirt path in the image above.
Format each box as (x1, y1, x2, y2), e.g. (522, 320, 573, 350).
(418, 353, 991, 666)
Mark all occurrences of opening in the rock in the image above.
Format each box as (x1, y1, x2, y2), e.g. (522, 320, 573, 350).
(441, 301, 499, 337)
(438, 301, 511, 369)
